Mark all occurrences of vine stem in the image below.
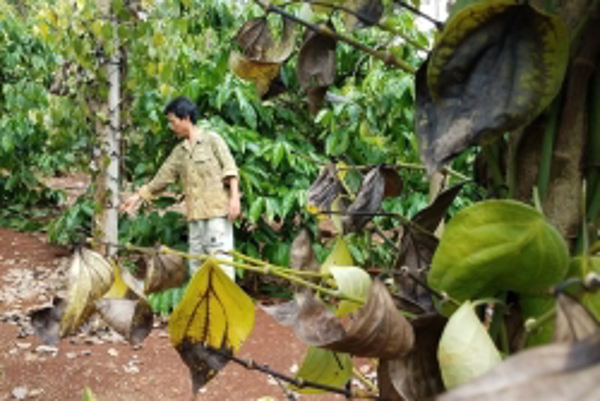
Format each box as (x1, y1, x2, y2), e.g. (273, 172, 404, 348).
(520, 306, 557, 349)
(253, 0, 417, 73)
(205, 345, 382, 399)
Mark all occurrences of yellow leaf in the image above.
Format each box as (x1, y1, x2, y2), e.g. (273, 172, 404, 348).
(168, 259, 254, 352)
(229, 51, 279, 96)
(293, 347, 352, 394)
(146, 63, 156, 77)
(329, 266, 371, 317)
(153, 32, 165, 47)
(438, 301, 502, 389)
(321, 236, 353, 275)
(91, 20, 102, 37)
(160, 83, 170, 97)
(61, 248, 114, 337)
(102, 263, 128, 299)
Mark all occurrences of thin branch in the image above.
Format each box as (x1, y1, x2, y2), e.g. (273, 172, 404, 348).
(336, 161, 470, 181)
(205, 345, 382, 399)
(392, 0, 444, 29)
(280, 0, 428, 51)
(253, 0, 417, 73)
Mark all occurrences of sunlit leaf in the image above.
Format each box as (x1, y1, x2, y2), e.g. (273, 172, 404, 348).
(379, 314, 446, 401)
(61, 248, 114, 337)
(293, 347, 352, 394)
(95, 298, 154, 345)
(321, 236, 353, 275)
(330, 266, 371, 317)
(169, 259, 255, 392)
(417, 1, 569, 173)
(438, 301, 502, 389)
(437, 330, 600, 401)
(229, 52, 279, 96)
(429, 200, 569, 303)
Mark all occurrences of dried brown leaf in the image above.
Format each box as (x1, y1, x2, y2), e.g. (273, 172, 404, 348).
(229, 52, 279, 96)
(437, 330, 600, 401)
(344, 0, 384, 31)
(307, 163, 345, 212)
(145, 252, 187, 294)
(260, 300, 300, 327)
(95, 298, 154, 345)
(297, 25, 336, 89)
(323, 279, 414, 358)
(555, 294, 599, 343)
(381, 165, 403, 198)
(294, 291, 346, 346)
(291, 229, 319, 273)
(177, 341, 231, 394)
(343, 166, 385, 232)
(379, 314, 447, 401)
(29, 297, 67, 346)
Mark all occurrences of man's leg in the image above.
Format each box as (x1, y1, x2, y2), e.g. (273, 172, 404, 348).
(188, 220, 205, 277)
(204, 217, 235, 281)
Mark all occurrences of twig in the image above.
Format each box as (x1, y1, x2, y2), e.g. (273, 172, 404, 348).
(352, 367, 379, 395)
(336, 161, 470, 181)
(392, 0, 444, 29)
(253, 0, 417, 73)
(205, 345, 382, 399)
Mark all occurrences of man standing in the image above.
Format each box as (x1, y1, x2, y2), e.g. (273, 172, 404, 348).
(121, 96, 240, 280)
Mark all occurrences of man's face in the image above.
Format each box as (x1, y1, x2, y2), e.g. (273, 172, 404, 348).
(167, 113, 190, 138)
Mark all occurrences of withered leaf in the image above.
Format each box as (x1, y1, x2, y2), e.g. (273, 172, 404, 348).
(307, 163, 345, 213)
(343, 166, 386, 233)
(229, 52, 279, 96)
(437, 330, 600, 401)
(260, 300, 300, 327)
(344, 0, 384, 31)
(307, 86, 329, 116)
(379, 314, 447, 401)
(555, 293, 599, 343)
(235, 17, 274, 59)
(294, 290, 347, 346)
(29, 297, 67, 346)
(291, 229, 319, 273)
(381, 165, 403, 198)
(145, 251, 187, 294)
(394, 183, 465, 313)
(324, 279, 414, 359)
(95, 298, 154, 345)
(177, 340, 231, 394)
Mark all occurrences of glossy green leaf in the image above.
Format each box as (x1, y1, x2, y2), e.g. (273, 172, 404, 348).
(429, 200, 569, 302)
(438, 301, 502, 389)
(417, 1, 568, 173)
(293, 347, 352, 394)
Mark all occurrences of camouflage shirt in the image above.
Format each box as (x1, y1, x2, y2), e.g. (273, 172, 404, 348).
(139, 129, 238, 221)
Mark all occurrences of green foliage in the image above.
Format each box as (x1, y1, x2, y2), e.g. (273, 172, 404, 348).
(429, 200, 569, 303)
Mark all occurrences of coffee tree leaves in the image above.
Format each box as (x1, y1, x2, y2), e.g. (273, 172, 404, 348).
(417, 1, 569, 173)
(429, 200, 569, 302)
(293, 347, 352, 394)
(438, 301, 502, 390)
(379, 314, 447, 401)
(297, 23, 336, 114)
(61, 248, 114, 337)
(437, 330, 600, 401)
(169, 259, 255, 392)
(330, 265, 371, 317)
(95, 298, 154, 345)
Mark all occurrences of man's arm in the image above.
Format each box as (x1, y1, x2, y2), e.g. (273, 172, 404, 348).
(121, 147, 181, 214)
(227, 176, 241, 221)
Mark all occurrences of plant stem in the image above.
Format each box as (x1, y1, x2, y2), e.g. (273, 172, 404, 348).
(520, 306, 556, 349)
(228, 250, 329, 279)
(253, 0, 417, 73)
(483, 143, 506, 198)
(336, 161, 470, 181)
(537, 97, 561, 200)
(352, 367, 379, 395)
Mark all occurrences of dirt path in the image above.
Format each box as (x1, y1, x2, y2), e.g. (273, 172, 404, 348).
(0, 228, 367, 401)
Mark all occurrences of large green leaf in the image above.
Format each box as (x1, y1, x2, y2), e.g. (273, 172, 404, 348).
(428, 200, 569, 302)
(293, 347, 352, 394)
(438, 301, 501, 389)
(417, 0, 568, 173)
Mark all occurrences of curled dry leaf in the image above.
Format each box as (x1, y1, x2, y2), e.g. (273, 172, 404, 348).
(145, 252, 187, 294)
(231, 16, 296, 97)
(381, 165, 403, 198)
(291, 229, 319, 273)
(379, 314, 447, 401)
(297, 23, 336, 114)
(307, 163, 345, 214)
(95, 298, 154, 346)
(343, 166, 385, 232)
(61, 248, 114, 337)
(344, 0, 384, 31)
(417, 2, 568, 173)
(29, 297, 67, 346)
(294, 290, 347, 346)
(437, 330, 600, 401)
(555, 293, 599, 343)
(168, 259, 255, 392)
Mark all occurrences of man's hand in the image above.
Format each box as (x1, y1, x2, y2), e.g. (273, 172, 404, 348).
(228, 197, 241, 221)
(120, 193, 143, 215)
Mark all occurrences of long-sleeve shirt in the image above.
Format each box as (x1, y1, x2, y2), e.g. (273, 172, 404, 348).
(138, 128, 238, 221)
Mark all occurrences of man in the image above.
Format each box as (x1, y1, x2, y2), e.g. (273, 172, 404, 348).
(121, 96, 240, 280)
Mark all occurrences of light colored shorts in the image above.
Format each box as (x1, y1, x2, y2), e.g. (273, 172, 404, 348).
(188, 217, 235, 280)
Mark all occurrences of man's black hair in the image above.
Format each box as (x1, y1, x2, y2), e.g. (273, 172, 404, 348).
(164, 96, 198, 124)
